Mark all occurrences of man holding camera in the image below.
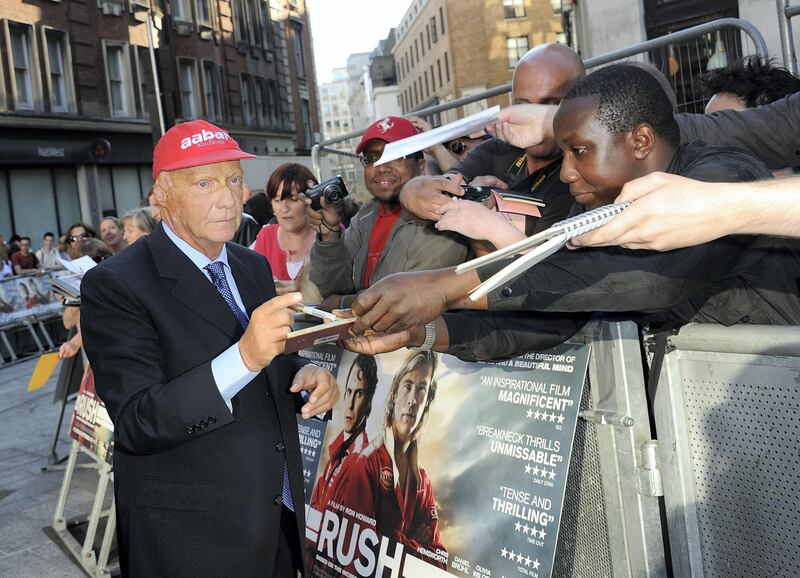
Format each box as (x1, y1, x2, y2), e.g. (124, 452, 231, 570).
(308, 116, 469, 310)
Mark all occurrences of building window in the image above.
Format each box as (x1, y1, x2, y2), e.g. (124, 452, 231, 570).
(300, 98, 312, 148)
(426, 24, 431, 50)
(196, 0, 212, 25)
(424, 70, 429, 98)
(173, 0, 190, 21)
(135, 46, 151, 119)
(260, 1, 272, 49)
(43, 29, 73, 113)
(420, 31, 425, 56)
(430, 17, 437, 43)
(439, 6, 445, 34)
(240, 74, 253, 126)
(233, 0, 247, 42)
(430, 64, 435, 91)
(437, 58, 443, 86)
(104, 41, 133, 117)
(178, 58, 199, 119)
(503, 0, 526, 19)
(8, 23, 38, 110)
(247, 0, 260, 46)
(507, 36, 529, 68)
(255, 77, 267, 128)
(267, 79, 280, 127)
(444, 51, 450, 82)
(414, 38, 419, 63)
(202, 61, 222, 121)
(292, 21, 306, 77)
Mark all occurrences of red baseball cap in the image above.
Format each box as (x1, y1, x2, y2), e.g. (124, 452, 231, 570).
(355, 116, 418, 155)
(152, 120, 256, 178)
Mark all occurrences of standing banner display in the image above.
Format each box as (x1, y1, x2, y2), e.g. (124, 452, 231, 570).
(299, 343, 590, 578)
(69, 366, 114, 464)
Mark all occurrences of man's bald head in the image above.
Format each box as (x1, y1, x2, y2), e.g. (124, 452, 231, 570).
(512, 43, 586, 159)
(512, 43, 586, 105)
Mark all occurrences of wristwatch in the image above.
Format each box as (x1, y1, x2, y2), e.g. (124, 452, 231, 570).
(418, 321, 436, 351)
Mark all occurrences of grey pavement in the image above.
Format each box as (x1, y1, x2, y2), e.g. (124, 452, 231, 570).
(0, 357, 104, 577)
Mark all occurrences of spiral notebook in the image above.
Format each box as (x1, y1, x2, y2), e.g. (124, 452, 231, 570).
(457, 202, 631, 300)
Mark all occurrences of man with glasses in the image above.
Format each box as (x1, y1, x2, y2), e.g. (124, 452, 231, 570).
(308, 116, 469, 311)
(400, 43, 586, 234)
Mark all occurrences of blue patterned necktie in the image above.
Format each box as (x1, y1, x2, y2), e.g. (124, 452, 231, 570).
(204, 261, 295, 512)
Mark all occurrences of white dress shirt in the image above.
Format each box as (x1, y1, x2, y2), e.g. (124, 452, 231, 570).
(163, 222, 258, 412)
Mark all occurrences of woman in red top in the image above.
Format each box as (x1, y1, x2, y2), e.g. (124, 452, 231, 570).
(251, 163, 318, 293)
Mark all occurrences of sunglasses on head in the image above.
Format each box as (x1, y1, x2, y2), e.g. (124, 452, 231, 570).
(68, 233, 91, 243)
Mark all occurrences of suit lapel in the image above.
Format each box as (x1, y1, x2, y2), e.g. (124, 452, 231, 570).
(149, 225, 241, 340)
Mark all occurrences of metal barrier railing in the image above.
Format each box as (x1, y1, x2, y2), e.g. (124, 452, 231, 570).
(311, 17, 768, 181)
(778, 0, 800, 74)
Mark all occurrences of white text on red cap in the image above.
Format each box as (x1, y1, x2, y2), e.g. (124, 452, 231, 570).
(180, 129, 232, 150)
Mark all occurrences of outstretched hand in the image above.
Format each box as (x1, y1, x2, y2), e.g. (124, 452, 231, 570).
(484, 104, 557, 149)
(569, 172, 727, 251)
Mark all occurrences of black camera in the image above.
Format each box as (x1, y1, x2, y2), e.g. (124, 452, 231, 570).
(457, 184, 493, 203)
(306, 176, 349, 211)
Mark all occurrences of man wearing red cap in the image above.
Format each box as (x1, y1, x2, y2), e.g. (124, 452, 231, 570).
(81, 120, 339, 576)
(308, 116, 469, 311)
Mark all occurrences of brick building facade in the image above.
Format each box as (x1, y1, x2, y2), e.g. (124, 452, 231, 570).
(0, 0, 318, 241)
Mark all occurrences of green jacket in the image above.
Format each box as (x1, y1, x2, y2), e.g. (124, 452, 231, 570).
(310, 198, 470, 308)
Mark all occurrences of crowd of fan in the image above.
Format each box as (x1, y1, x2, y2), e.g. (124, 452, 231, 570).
(4, 44, 800, 366)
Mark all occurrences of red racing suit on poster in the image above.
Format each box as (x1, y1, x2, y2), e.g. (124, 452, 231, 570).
(307, 427, 370, 574)
(310, 426, 370, 511)
(332, 429, 447, 569)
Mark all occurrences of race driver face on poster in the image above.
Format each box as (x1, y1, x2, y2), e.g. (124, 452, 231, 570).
(344, 363, 371, 434)
(391, 359, 433, 444)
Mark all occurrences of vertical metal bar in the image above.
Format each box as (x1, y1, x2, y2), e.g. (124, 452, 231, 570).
(0, 330, 16, 362)
(26, 320, 44, 352)
(50, 168, 62, 235)
(147, 10, 166, 136)
(52, 441, 81, 530)
(311, 143, 321, 181)
(81, 461, 113, 566)
(96, 497, 116, 577)
(5, 170, 15, 234)
(653, 353, 706, 578)
(778, 0, 798, 74)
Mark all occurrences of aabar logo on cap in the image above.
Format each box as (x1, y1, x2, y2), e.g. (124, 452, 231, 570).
(180, 129, 232, 150)
(376, 118, 394, 134)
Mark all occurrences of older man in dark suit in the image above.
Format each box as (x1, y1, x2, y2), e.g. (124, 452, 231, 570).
(81, 120, 339, 576)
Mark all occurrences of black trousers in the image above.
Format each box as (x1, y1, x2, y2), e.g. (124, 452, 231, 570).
(274, 506, 303, 576)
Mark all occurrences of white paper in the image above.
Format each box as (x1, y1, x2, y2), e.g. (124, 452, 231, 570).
(59, 256, 96, 274)
(374, 106, 501, 166)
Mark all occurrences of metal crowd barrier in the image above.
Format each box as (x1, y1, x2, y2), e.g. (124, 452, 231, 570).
(0, 271, 65, 365)
(566, 321, 800, 577)
(653, 323, 800, 577)
(311, 17, 769, 181)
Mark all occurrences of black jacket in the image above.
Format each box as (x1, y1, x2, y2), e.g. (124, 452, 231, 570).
(481, 141, 798, 330)
(81, 224, 307, 576)
(450, 138, 574, 233)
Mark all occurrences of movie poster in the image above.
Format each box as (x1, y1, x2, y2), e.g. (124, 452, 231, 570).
(69, 366, 114, 464)
(303, 343, 590, 578)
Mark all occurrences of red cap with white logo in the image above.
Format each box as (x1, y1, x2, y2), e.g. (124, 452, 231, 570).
(355, 116, 418, 155)
(152, 120, 256, 179)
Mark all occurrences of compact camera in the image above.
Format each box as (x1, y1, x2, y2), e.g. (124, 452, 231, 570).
(306, 176, 349, 211)
(457, 184, 493, 203)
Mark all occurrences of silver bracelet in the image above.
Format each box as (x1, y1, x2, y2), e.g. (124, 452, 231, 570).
(417, 322, 436, 351)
